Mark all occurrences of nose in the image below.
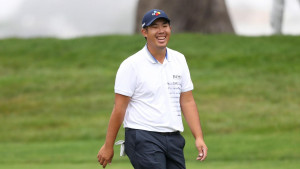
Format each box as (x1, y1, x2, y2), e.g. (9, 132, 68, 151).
(158, 26, 165, 33)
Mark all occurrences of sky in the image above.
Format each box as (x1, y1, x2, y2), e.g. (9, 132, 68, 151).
(0, 0, 299, 39)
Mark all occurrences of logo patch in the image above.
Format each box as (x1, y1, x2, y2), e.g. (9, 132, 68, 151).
(173, 75, 181, 80)
(152, 11, 161, 16)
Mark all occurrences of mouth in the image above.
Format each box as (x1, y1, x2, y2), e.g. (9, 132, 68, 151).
(157, 36, 166, 43)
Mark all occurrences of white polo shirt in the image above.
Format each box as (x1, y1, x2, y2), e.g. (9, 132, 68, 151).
(115, 45, 193, 132)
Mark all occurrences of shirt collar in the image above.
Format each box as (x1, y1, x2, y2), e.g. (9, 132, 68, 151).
(144, 44, 171, 64)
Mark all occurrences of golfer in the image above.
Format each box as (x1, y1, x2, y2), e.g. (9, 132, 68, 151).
(97, 9, 207, 169)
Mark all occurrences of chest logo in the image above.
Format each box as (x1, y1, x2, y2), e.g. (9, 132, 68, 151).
(173, 75, 181, 80)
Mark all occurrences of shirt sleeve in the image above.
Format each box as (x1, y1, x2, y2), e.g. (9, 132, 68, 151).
(114, 59, 136, 97)
(181, 56, 194, 92)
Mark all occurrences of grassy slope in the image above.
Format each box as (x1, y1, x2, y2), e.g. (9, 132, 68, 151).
(0, 34, 299, 168)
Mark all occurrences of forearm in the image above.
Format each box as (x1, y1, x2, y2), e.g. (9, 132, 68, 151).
(104, 107, 125, 148)
(180, 91, 204, 140)
(103, 94, 130, 148)
(180, 91, 208, 161)
(181, 101, 204, 140)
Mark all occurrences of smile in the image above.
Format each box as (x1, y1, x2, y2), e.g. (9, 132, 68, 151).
(157, 36, 166, 40)
(157, 36, 166, 43)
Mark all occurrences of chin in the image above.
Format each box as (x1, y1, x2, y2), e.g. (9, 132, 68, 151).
(156, 41, 168, 47)
(157, 44, 167, 49)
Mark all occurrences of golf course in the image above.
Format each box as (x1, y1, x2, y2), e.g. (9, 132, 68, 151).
(0, 34, 299, 169)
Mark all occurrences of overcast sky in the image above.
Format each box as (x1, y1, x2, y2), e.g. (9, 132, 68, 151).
(0, 0, 299, 39)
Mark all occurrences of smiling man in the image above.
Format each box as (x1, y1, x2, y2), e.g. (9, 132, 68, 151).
(97, 9, 207, 169)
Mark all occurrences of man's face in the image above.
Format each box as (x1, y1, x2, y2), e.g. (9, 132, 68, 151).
(142, 18, 171, 50)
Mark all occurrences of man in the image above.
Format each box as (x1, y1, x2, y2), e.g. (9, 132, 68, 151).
(97, 9, 207, 169)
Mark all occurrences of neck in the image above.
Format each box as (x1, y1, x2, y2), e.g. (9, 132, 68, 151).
(147, 44, 166, 64)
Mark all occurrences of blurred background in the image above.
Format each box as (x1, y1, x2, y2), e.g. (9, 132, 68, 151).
(0, 0, 300, 38)
(0, 0, 299, 169)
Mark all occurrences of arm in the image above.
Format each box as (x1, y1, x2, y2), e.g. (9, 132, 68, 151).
(180, 91, 208, 161)
(97, 93, 131, 168)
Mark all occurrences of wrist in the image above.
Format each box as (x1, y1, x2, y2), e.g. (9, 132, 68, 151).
(104, 142, 114, 149)
(194, 133, 204, 140)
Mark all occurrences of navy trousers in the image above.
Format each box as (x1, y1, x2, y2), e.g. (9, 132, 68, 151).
(125, 128, 186, 169)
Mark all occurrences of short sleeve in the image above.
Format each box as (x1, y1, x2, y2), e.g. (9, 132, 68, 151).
(114, 59, 136, 97)
(181, 56, 194, 92)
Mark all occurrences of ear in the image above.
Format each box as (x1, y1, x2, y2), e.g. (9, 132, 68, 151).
(141, 28, 148, 39)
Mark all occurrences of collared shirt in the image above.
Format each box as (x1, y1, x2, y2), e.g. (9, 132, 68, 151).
(145, 43, 168, 63)
(114, 45, 193, 132)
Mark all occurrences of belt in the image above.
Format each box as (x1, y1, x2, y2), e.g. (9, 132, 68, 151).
(155, 131, 180, 136)
(125, 128, 180, 136)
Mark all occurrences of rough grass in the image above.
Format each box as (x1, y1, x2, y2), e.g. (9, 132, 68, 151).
(0, 34, 299, 168)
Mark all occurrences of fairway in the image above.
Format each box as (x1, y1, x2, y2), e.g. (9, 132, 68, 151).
(0, 34, 299, 168)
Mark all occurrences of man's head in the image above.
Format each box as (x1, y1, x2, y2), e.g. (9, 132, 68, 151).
(141, 9, 170, 29)
(141, 9, 171, 49)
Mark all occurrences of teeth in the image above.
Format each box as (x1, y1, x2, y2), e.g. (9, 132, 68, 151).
(157, 37, 165, 40)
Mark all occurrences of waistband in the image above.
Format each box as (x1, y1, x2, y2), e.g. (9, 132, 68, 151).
(125, 128, 180, 136)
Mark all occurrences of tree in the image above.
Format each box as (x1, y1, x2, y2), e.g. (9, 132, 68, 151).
(271, 0, 285, 34)
(135, 0, 235, 34)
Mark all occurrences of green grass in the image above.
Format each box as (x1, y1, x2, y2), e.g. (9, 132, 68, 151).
(0, 34, 299, 168)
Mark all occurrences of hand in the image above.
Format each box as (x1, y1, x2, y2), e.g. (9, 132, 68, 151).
(97, 144, 114, 168)
(195, 138, 208, 161)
